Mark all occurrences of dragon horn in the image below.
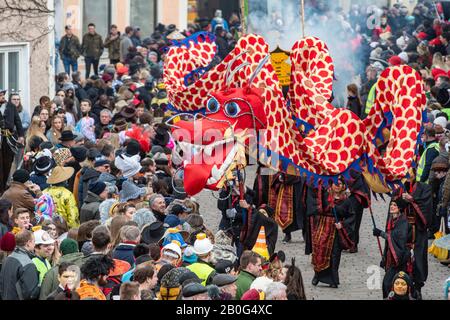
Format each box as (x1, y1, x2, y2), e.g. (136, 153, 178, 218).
(225, 50, 249, 86)
(226, 62, 251, 86)
(248, 54, 271, 85)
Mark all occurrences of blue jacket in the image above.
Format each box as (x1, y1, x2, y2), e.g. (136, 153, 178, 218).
(112, 244, 136, 267)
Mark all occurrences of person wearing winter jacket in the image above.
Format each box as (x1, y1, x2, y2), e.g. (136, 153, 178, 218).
(0, 230, 40, 300)
(39, 238, 87, 300)
(81, 23, 104, 79)
(112, 226, 141, 267)
(80, 181, 108, 224)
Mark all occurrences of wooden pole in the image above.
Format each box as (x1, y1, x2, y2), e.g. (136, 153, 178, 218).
(241, 0, 246, 35)
(301, 0, 305, 38)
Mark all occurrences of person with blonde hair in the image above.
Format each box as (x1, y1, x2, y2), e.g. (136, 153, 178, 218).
(433, 52, 447, 71)
(46, 116, 65, 145)
(25, 116, 48, 151)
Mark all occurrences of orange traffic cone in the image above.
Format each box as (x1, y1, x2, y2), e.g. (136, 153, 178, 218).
(252, 226, 270, 260)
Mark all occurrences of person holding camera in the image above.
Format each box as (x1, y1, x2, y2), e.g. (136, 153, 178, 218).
(104, 25, 121, 65)
(0, 89, 25, 194)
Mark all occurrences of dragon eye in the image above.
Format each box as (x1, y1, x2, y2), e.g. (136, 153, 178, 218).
(206, 97, 220, 113)
(224, 102, 241, 117)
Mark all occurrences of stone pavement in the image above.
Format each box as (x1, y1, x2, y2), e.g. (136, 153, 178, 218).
(197, 166, 450, 300)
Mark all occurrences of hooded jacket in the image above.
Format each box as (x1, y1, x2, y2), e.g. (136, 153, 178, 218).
(0, 247, 40, 300)
(80, 191, 102, 224)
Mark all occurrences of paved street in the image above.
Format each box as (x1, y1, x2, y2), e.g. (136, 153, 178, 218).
(197, 166, 450, 300)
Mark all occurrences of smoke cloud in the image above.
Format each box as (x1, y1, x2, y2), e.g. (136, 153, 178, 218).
(247, 0, 367, 107)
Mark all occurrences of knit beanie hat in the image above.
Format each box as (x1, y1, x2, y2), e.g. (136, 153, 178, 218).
(182, 246, 198, 264)
(87, 148, 101, 161)
(69, 146, 88, 163)
(94, 156, 110, 168)
(13, 169, 30, 183)
(60, 238, 79, 255)
(0, 232, 16, 252)
(89, 181, 107, 196)
(126, 139, 141, 157)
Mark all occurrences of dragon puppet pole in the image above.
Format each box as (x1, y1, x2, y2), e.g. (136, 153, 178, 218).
(301, 0, 305, 38)
(369, 205, 384, 261)
(240, 0, 247, 35)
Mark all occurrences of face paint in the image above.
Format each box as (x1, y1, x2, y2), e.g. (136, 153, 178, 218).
(393, 278, 408, 296)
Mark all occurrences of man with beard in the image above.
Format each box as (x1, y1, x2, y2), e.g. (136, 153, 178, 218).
(0, 89, 25, 193)
(77, 254, 115, 300)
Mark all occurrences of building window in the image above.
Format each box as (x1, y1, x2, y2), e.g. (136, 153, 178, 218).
(0, 49, 22, 93)
(0, 45, 29, 109)
(130, 0, 156, 38)
(83, 0, 112, 39)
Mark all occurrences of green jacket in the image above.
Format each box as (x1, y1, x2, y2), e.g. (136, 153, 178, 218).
(81, 32, 104, 59)
(59, 34, 81, 60)
(235, 270, 256, 300)
(104, 34, 121, 61)
(39, 252, 86, 300)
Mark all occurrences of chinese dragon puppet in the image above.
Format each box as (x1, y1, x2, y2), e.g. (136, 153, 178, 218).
(164, 32, 425, 196)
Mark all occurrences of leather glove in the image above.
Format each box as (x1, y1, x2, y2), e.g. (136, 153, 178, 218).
(373, 228, 382, 237)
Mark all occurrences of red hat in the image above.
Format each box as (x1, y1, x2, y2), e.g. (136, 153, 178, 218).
(388, 55, 402, 66)
(117, 66, 129, 76)
(416, 32, 428, 40)
(429, 38, 442, 46)
(102, 73, 113, 83)
(432, 68, 449, 81)
(129, 84, 137, 93)
(241, 289, 262, 300)
(0, 232, 16, 252)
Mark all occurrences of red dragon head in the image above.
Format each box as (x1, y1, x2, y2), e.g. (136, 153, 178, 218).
(172, 86, 268, 195)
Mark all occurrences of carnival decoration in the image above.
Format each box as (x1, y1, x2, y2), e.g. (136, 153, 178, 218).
(164, 32, 425, 196)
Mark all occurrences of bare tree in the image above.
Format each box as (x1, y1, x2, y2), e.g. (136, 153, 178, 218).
(0, 0, 55, 51)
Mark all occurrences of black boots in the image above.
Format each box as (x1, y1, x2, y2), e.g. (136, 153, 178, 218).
(282, 233, 292, 244)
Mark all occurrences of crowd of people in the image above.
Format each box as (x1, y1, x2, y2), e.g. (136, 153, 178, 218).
(0, 1, 449, 301)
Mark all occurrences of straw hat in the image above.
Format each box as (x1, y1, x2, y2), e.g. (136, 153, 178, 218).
(47, 166, 75, 185)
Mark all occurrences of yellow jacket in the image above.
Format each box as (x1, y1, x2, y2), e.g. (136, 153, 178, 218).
(43, 186, 80, 228)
